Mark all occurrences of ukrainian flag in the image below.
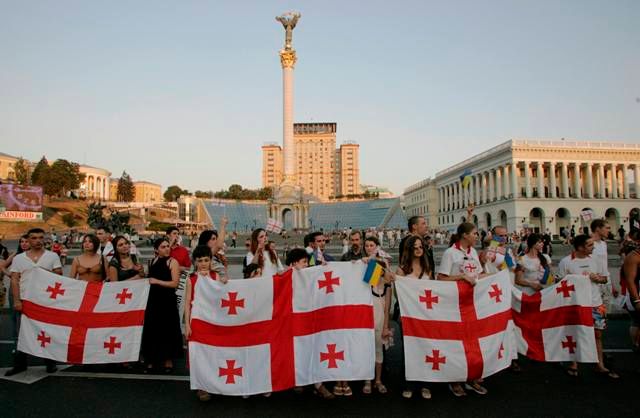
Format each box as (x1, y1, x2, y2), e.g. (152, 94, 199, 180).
(363, 259, 384, 287)
(539, 266, 553, 286)
(460, 168, 472, 189)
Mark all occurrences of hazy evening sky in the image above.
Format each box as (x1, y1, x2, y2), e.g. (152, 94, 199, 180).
(1, 0, 638, 194)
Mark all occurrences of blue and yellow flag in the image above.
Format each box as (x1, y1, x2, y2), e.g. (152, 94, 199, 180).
(363, 259, 383, 287)
(539, 266, 553, 285)
(460, 168, 472, 189)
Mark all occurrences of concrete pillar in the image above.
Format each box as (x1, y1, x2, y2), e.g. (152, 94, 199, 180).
(610, 164, 618, 199)
(585, 163, 593, 198)
(524, 162, 532, 198)
(480, 173, 487, 203)
(623, 164, 630, 199)
(573, 164, 581, 198)
(475, 174, 482, 204)
(536, 161, 544, 198)
(496, 167, 503, 200)
(598, 164, 606, 198)
(635, 164, 640, 198)
(458, 182, 464, 208)
(282, 65, 295, 182)
(561, 162, 569, 198)
(511, 162, 519, 198)
(488, 171, 495, 202)
(549, 162, 557, 198)
(503, 165, 510, 199)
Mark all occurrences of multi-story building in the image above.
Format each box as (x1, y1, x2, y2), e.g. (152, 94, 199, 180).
(432, 139, 640, 235)
(261, 122, 360, 201)
(261, 143, 284, 188)
(134, 181, 162, 203)
(403, 178, 438, 228)
(0, 152, 19, 182)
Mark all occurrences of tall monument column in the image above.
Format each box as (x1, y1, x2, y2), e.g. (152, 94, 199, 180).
(276, 12, 301, 184)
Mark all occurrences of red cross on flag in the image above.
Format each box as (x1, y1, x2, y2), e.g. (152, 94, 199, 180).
(395, 270, 516, 382)
(265, 218, 284, 234)
(189, 262, 375, 396)
(512, 274, 597, 362)
(17, 267, 149, 364)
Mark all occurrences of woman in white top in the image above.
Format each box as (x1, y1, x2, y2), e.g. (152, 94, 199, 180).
(245, 228, 283, 278)
(395, 235, 432, 400)
(514, 234, 552, 295)
(436, 222, 487, 397)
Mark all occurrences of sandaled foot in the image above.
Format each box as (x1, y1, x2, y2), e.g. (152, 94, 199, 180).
(362, 381, 372, 394)
(374, 381, 388, 394)
(402, 390, 413, 399)
(333, 384, 344, 396)
(315, 384, 335, 400)
(197, 390, 211, 402)
(343, 385, 353, 397)
(449, 383, 466, 397)
(566, 367, 579, 377)
(464, 381, 488, 395)
(595, 368, 619, 379)
(421, 388, 432, 399)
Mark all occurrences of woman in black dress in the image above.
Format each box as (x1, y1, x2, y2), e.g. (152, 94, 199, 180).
(141, 237, 183, 373)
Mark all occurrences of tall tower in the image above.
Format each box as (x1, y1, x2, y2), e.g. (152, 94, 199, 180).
(276, 12, 300, 185)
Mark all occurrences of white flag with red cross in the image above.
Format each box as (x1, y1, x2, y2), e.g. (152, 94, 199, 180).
(265, 218, 283, 234)
(17, 267, 149, 364)
(395, 270, 516, 382)
(189, 262, 375, 396)
(512, 274, 597, 362)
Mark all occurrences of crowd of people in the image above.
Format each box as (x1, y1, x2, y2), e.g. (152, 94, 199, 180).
(1, 212, 639, 402)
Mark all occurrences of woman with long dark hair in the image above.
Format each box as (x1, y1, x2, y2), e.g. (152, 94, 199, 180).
(395, 235, 432, 399)
(437, 222, 487, 397)
(245, 228, 282, 277)
(141, 237, 183, 373)
(70, 234, 105, 282)
(197, 224, 229, 278)
(108, 236, 144, 282)
(514, 233, 551, 294)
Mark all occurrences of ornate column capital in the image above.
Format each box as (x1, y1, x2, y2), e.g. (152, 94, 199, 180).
(279, 50, 297, 69)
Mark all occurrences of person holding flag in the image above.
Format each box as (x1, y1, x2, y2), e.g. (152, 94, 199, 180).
(481, 225, 516, 275)
(514, 234, 552, 294)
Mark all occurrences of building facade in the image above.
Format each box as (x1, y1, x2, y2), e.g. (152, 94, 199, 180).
(403, 178, 438, 228)
(0, 152, 18, 182)
(432, 140, 640, 235)
(134, 181, 162, 203)
(261, 122, 360, 201)
(78, 165, 111, 200)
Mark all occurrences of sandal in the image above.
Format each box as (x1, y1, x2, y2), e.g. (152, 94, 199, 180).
(362, 381, 372, 394)
(343, 385, 353, 397)
(314, 384, 335, 400)
(566, 367, 579, 377)
(421, 388, 432, 399)
(197, 390, 211, 402)
(449, 383, 466, 397)
(464, 381, 488, 395)
(333, 384, 344, 396)
(374, 381, 388, 394)
(595, 368, 619, 379)
(402, 390, 413, 399)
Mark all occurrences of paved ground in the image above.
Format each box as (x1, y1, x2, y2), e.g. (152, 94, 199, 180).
(0, 313, 637, 418)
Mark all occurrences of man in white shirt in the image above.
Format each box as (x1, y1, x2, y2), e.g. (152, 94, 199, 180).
(96, 226, 114, 262)
(590, 219, 617, 305)
(556, 234, 618, 379)
(6, 228, 63, 376)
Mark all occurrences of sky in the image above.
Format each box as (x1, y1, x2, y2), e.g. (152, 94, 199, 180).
(1, 0, 639, 195)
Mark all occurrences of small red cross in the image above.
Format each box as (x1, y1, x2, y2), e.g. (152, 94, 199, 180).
(561, 336, 577, 354)
(37, 330, 51, 347)
(317, 271, 340, 294)
(219, 359, 243, 384)
(498, 343, 504, 359)
(46, 282, 66, 299)
(463, 263, 478, 273)
(221, 292, 245, 315)
(489, 284, 503, 303)
(425, 349, 446, 371)
(115, 288, 133, 305)
(419, 289, 439, 310)
(104, 336, 122, 354)
(556, 280, 575, 298)
(320, 343, 345, 369)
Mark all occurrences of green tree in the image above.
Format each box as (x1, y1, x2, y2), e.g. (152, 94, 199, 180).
(14, 157, 31, 185)
(117, 171, 135, 202)
(164, 185, 184, 202)
(31, 156, 50, 186)
(48, 159, 85, 197)
(194, 190, 213, 199)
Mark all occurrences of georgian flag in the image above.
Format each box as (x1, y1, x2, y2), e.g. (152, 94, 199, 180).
(189, 262, 375, 396)
(18, 268, 149, 364)
(395, 270, 515, 382)
(512, 274, 597, 362)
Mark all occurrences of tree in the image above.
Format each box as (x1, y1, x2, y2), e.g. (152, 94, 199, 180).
(31, 156, 50, 186)
(117, 171, 135, 202)
(194, 190, 213, 199)
(14, 157, 31, 185)
(164, 185, 184, 202)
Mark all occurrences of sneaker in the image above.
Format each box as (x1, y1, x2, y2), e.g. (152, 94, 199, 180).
(464, 381, 488, 395)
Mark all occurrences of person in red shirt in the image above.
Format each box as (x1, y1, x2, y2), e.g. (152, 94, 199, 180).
(166, 226, 191, 271)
